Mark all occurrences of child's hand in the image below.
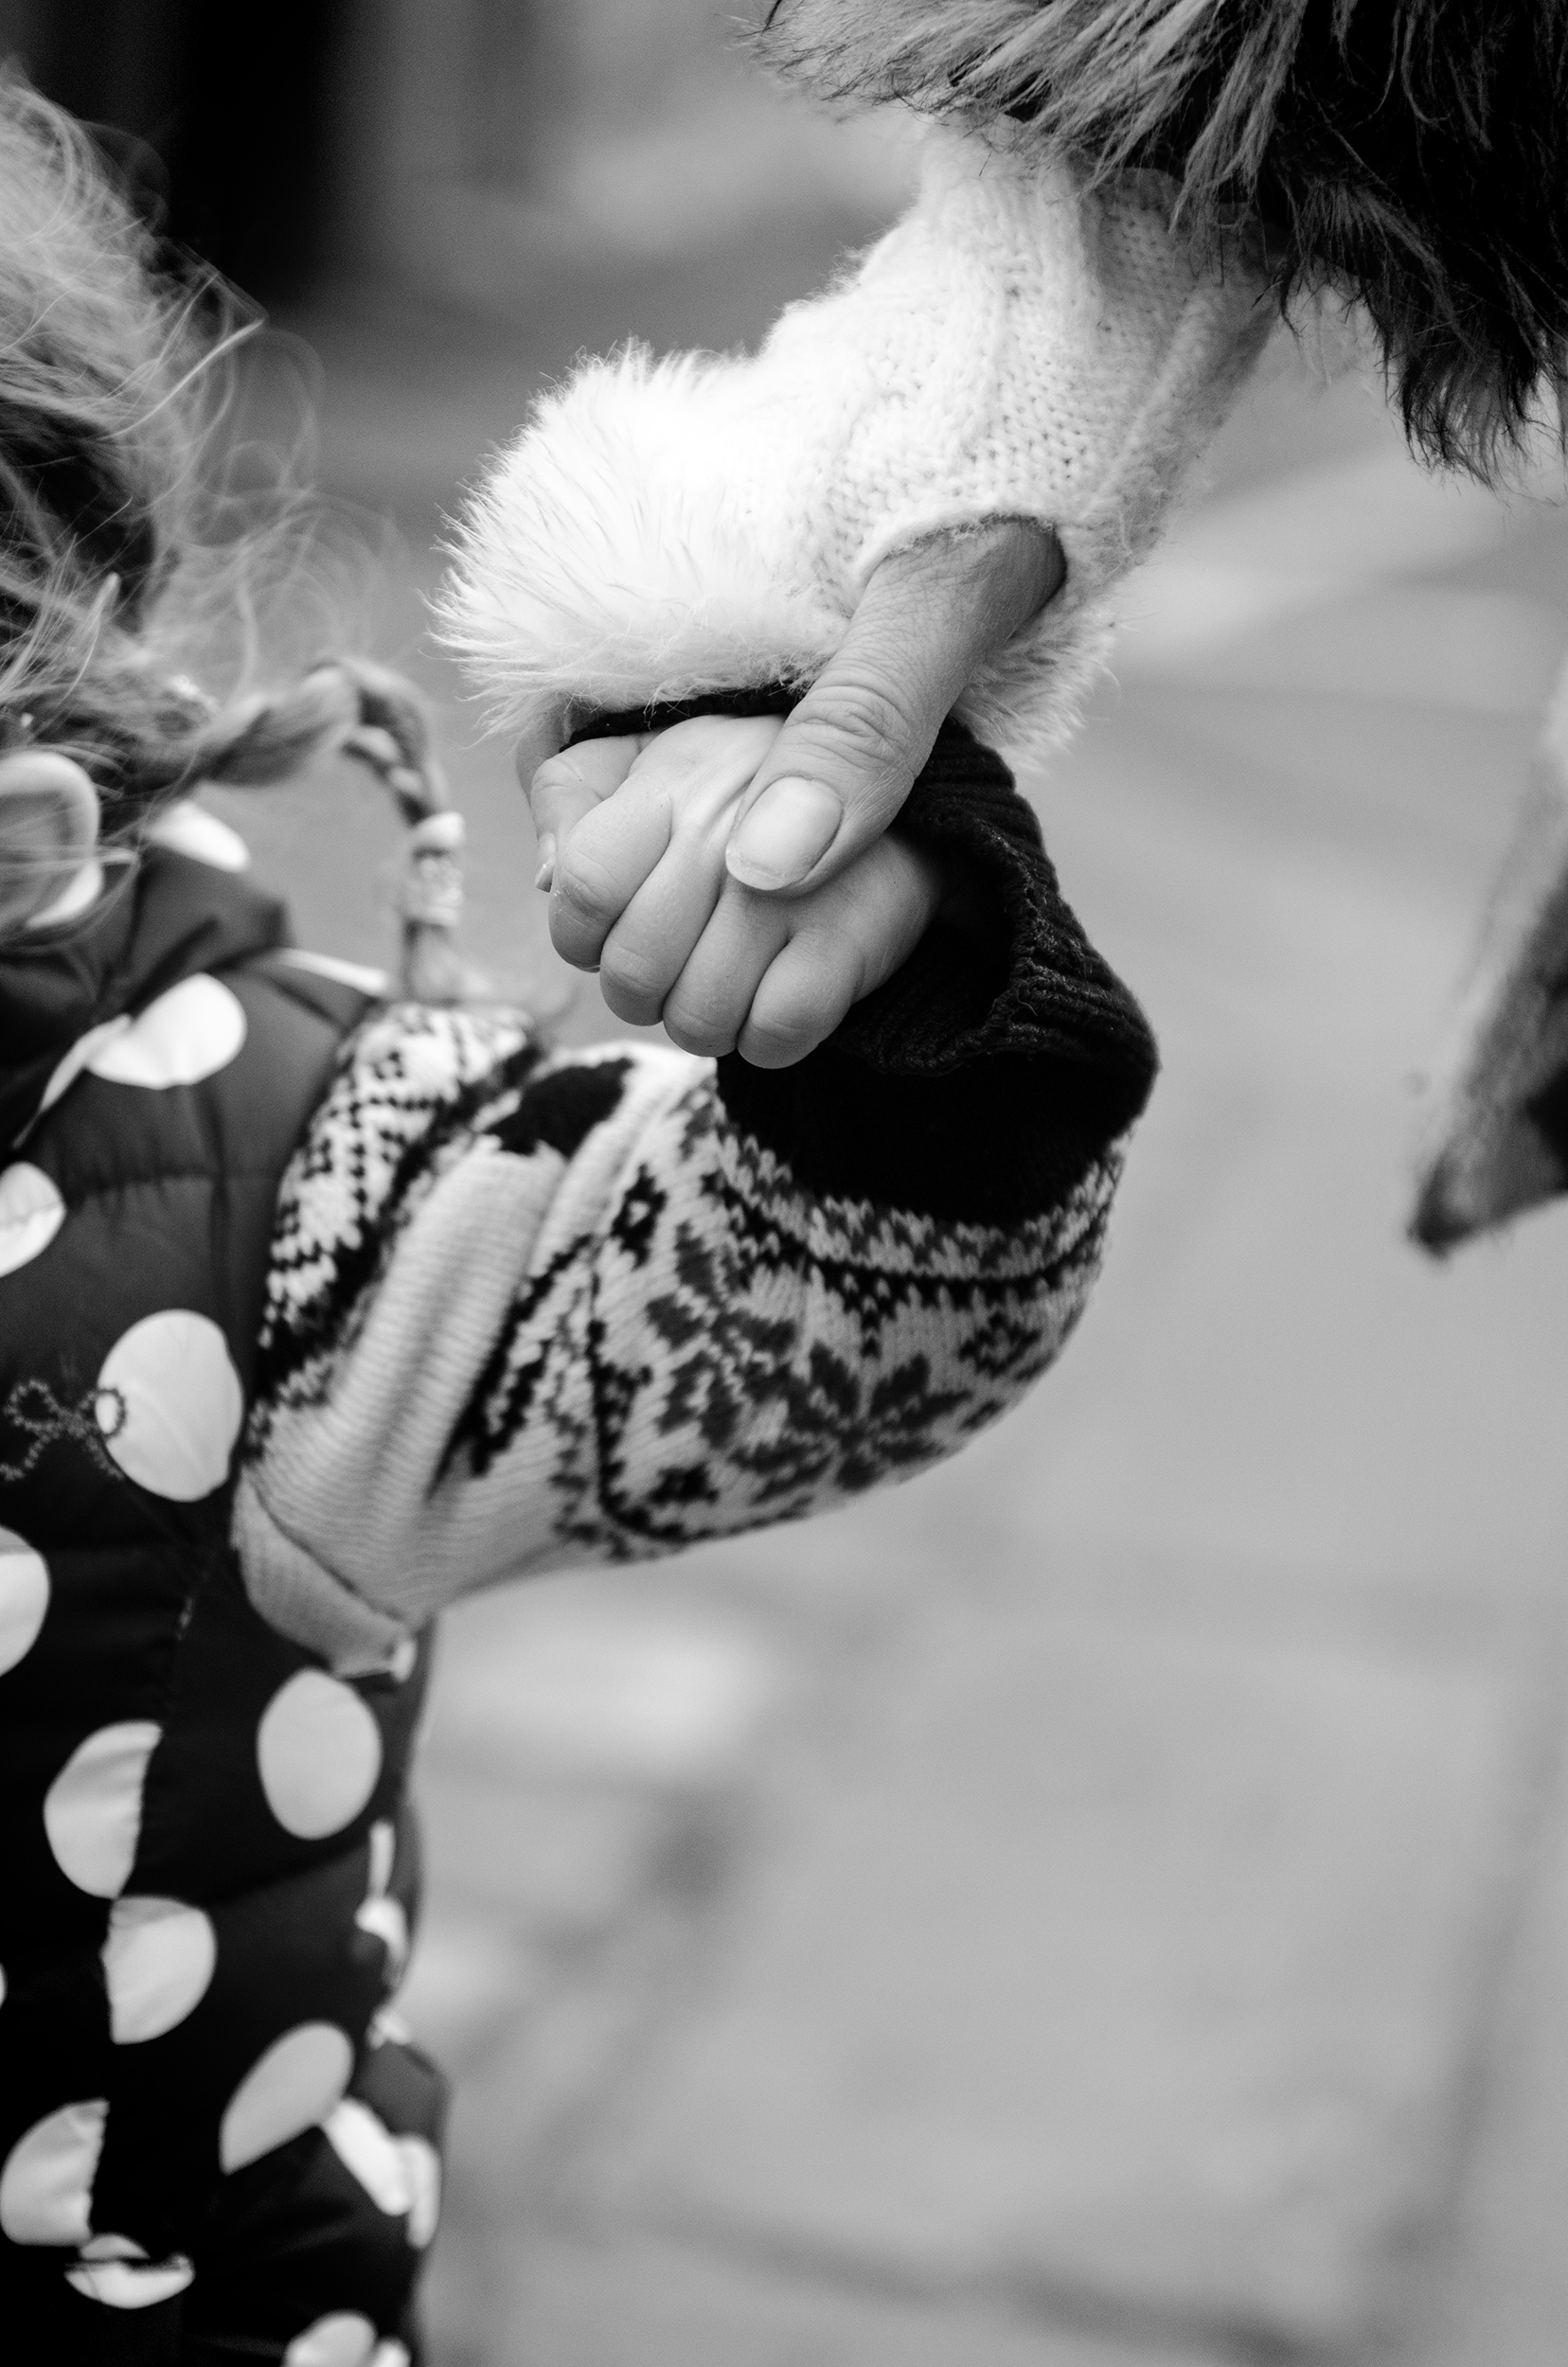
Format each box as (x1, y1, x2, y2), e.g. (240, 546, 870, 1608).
(527, 715, 947, 1069)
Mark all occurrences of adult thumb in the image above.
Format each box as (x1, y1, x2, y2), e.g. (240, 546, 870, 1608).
(725, 517, 1063, 895)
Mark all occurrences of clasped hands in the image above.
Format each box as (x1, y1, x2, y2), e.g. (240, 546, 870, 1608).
(525, 520, 1062, 1068)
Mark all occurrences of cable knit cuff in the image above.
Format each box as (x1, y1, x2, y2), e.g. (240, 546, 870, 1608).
(716, 717, 1158, 1225)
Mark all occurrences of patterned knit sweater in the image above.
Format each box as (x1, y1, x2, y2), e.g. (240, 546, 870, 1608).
(234, 724, 1155, 1676)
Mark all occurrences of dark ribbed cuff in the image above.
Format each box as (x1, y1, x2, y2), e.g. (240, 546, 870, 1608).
(720, 718, 1158, 1225)
(564, 688, 803, 744)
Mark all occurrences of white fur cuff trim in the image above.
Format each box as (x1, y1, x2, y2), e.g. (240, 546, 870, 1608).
(438, 132, 1270, 768)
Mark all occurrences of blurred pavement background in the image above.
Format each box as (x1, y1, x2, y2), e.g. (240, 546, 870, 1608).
(9, 6, 1568, 2362)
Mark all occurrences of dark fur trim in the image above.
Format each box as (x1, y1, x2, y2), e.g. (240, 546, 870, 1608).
(757, 0, 1568, 478)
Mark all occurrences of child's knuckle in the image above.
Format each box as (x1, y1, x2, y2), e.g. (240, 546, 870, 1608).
(663, 992, 731, 1057)
(529, 751, 579, 797)
(662, 1013, 709, 1055)
(742, 1015, 802, 1066)
(599, 944, 664, 1014)
(554, 844, 620, 922)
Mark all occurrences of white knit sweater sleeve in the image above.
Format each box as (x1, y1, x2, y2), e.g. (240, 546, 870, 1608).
(231, 1003, 1118, 1677)
(438, 131, 1273, 768)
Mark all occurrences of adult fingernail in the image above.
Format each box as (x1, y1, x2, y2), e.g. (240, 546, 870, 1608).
(726, 779, 841, 888)
(534, 835, 556, 892)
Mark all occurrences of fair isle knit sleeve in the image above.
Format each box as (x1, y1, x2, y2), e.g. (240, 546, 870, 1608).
(231, 730, 1154, 1677)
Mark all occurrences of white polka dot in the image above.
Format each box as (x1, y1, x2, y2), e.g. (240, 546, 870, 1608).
(356, 1824, 407, 1976)
(366, 1822, 395, 1896)
(64, 2238, 194, 2308)
(145, 799, 251, 873)
(354, 1895, 408, 1981)
(220, 2022, 353, 2174)
(399, 2135, 441, 2250)
(282, 2314, 377, 2367)
(324, 2099, 412, 2216)
(371, 2344, 412, 2367)
(0, 2098, 106, 2245)
(258, 1671, 382, 1841)
(86, 974, 246, 1089)
(0, 1963, 6, 2008)
(38, 1017, 132, 1118)
(0, 1526, 48, 1675)
(102, 1895, 216, 2042)
(31, 856, 105, 931)
(44, 1721, 161, 1896)
(0, 1164, 64, 1277)
(96, 1310, 243, 1501)
(278, 948, 389, 997)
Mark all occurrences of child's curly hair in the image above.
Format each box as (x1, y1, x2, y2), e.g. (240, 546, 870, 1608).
(758, 0, 1568, 480)
(0, 74, 454, 900)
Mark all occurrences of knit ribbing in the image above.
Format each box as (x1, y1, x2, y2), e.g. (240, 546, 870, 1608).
(716, 715, 1157, 1224)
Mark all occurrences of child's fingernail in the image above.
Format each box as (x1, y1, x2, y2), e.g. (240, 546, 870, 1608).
(726, 780, 841, 888)
(534, 836, 556, 892)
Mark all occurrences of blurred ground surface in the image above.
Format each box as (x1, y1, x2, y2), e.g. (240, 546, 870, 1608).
(219, 240, 1568, 2367)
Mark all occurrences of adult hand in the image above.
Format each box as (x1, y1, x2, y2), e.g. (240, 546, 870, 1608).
(723, 516, 1064, 895)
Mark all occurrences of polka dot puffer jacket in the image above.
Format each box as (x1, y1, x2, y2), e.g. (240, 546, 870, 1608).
(0, 841, 443, 2358)
(0, 727, 1156, 2357)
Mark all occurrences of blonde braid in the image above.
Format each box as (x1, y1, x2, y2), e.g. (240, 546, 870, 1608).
(181, 658, 466, 1004)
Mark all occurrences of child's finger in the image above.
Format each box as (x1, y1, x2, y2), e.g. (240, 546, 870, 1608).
(596, 718, 789, 1023)
(526, 736, 640, 891)
(598, 848, 729, 1023)
(735, 928, 863, 1068)
(737, 837, 944, 1067)
(548, 774, 676, 970)
(660, 882, 791, 1057)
